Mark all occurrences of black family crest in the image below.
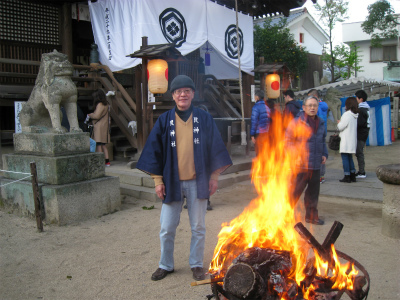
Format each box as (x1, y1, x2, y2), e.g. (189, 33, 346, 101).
(159, 8, 187, 47)
(225, 24, 244, 59)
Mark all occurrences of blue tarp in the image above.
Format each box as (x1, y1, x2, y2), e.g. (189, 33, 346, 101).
(340, 97, 392, 146)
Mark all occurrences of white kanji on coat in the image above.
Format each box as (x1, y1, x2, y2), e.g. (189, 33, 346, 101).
(171, 141, 176, 147)
(194, 117, 199, 123)
(170, 120, 174, 126)
(193, 127, 199, 134)
(170, 130, 175, 137)
(194, 138, 200, 144)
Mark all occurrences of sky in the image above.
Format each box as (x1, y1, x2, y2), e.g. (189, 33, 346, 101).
(303, 0, 400, 45)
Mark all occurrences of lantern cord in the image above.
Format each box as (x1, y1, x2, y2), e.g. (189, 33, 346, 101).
(235, 0, 246, 145)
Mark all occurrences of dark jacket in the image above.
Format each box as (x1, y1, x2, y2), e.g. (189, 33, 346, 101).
(357, 102, 370, 142)
(136, 107, 232, 203)
(250, 99, 271, 137)
(284, 100, 301, 118)
(286, 112, 328, 170)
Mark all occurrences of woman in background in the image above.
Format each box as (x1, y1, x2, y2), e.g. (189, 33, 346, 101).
(88, 89, 111, 166)
(337, 97, 358, 183)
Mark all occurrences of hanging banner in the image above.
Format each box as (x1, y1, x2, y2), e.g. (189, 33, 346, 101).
(205, 1, 254, 75)
(88, 0, 253, 76)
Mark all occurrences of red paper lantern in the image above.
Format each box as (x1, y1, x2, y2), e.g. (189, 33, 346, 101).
(147, 59, 168, 94)
(265, 74, 280, 99)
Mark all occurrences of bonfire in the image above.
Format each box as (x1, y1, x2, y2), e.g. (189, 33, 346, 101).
(204, 112, 369, 300)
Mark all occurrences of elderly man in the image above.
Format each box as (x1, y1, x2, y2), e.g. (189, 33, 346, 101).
(137, 75, 232, 281)
(286, 95, 328, 225)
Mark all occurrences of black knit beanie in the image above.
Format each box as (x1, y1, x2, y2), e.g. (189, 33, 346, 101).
(170, 75, 195, 93)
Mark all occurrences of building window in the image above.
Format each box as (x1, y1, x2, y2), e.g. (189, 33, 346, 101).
(370, 45, 397, 62)
(299, 33, 304, 43)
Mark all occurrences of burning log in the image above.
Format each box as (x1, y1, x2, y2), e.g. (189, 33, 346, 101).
(222, 247, 292, 299)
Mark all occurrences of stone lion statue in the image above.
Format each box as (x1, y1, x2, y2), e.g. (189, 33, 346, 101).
(324, 87, 342, 124)
(19, 50, 82, 134)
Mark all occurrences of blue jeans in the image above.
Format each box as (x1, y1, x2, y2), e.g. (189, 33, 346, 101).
(341, 153, 356, 175)
(159, 179, 207, 271)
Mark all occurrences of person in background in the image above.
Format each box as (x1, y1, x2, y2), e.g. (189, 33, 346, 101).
(250, 89, 271, 153)
(283, 89, 301, 118)
(337, 97, 359, 183)
(88, 90, 112, 166)
(308, 89, 329, 183)
(136, 75, 232, 282)
(286, 95, 328, 225)
(354, 90, 370, 179)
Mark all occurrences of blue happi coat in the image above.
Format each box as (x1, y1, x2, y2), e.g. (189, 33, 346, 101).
(136, 107, 232, 203)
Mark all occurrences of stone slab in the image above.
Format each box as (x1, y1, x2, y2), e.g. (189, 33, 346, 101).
(14, 132, 90, 156)
(1, 176, 121, 226)
(3, 152, 105, 185)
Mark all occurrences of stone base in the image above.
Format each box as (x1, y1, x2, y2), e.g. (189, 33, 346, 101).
(381, 182, 400, 239)
(0, 176, 121, 226)
(3, 152, 105, 185)
(14, 132, 90, 156)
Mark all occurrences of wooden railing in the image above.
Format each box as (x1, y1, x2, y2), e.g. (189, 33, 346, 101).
(0, 58, 137, 149)
(202, 74, 241, 118)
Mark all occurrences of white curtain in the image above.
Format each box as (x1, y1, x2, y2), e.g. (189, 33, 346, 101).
(88, 0, 254, 77)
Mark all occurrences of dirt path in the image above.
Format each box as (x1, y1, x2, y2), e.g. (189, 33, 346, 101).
(1, 142, 400, 299)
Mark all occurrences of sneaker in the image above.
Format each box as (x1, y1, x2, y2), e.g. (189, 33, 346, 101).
(191, 267, 206, 281)
(151, 268, 174, 281)
(320, 176, 325, 183)
(207, 199, 213, 211)
(105, 162, 111, 167)
(356, 172, 366, 178)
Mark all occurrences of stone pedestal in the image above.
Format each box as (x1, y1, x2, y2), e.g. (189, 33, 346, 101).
(0, 132, 120, 225)
(376, 164, 400, 239)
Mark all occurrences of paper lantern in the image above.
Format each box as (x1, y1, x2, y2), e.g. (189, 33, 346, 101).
(147, 59, 168, 94)
(265, 74, 280, 99)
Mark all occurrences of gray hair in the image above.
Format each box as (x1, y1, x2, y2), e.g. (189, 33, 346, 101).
(303, 95, 319, 105)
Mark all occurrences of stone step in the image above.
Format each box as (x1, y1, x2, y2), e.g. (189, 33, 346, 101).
(116, 168, 251, 201)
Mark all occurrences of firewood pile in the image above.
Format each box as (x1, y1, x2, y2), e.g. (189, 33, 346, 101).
(207, 221, 370, 300)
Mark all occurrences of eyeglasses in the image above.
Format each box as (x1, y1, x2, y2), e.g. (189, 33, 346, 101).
(304, 104, 318, 108)
(174, 89, 192, 95)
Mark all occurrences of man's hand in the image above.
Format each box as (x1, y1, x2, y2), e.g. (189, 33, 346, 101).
(209, 179, 218, 196)
(321, 156, 327, 164)
(155, 184, 166, 200)
(251, 136, 256, 144)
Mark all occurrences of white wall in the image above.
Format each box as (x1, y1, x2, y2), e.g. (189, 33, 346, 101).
(342, 21, 400, 81)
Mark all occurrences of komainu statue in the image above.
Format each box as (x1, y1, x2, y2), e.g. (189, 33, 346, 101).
(325, 87, 342, 124)
(19, 50, 82, 134)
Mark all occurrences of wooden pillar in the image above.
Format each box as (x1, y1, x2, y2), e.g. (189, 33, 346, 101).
(135, 67, 144, 152)
(242, 71, 254, 118)
(141, 37, 149, 145)
(393, 97, 399, 139)
(61, 3, 73, 63)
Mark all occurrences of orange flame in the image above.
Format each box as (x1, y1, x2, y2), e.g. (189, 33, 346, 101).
(209, 111, 358, 297)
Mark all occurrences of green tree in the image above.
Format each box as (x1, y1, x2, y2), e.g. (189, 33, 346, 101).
(253, 19, 308, 79)
(361, 0, 399, 47)
(314, 0, 349, 83)
(326, 42, 362, 80)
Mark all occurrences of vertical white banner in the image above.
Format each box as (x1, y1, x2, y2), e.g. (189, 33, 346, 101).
(14, 101, 24, 133)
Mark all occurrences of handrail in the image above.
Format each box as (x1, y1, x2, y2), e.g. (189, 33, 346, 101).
(96, 64, 136, 113)
(203, 74, 242, 111)
(202, 74, 242, 118)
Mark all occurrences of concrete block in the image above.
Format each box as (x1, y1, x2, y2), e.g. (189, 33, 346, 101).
(41, 176, 121, 225)
(14, 132, 90, 156)
(3, 152, 105, 185)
